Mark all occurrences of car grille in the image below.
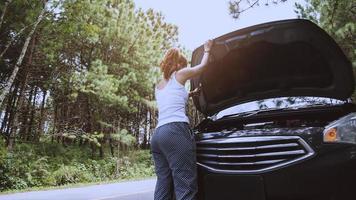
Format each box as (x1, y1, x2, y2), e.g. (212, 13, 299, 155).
(196, 136, 314, 174)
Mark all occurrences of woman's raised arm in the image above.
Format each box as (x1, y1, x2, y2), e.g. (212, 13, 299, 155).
(176, 40, 213, 84)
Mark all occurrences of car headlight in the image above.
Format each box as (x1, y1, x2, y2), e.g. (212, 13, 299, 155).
(323, 113, 356, 144)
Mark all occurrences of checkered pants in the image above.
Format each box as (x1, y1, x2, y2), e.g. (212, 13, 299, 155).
(151, 122, 197, 200)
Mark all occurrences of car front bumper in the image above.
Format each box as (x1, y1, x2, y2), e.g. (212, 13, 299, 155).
(196, 134, 356, 200)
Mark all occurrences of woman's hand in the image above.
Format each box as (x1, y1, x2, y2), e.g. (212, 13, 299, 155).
(176, 39, 214, 84)
(204, 40, 213, 52)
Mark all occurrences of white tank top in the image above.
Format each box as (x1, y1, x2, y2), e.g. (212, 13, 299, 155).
(155, 72, 189, 128)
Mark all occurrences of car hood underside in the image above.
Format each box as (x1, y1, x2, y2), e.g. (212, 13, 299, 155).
(190, 19, 354, 116)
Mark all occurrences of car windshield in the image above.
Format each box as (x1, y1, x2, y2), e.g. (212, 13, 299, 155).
(216, 97, 347, 120)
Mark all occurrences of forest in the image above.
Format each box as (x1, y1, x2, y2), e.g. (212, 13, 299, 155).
(0, 0, 203, 191)
(0, 0, 355, 192)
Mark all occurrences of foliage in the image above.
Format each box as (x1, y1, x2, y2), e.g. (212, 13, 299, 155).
(111, 129, 136, 146)
(0, 143, 51, 190)
(51, 165, 92, 185)
(0, 142, 154, 192)
(0, 0, 188, 193)
(0, 0, 175, 156)
(295, 0, 356, 67)
(228, 0, 287, 19)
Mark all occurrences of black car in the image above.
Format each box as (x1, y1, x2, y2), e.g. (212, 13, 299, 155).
(190, 19, 356, 200)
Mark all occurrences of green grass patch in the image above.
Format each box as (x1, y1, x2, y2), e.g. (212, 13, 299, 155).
(0, 141, 155, 192)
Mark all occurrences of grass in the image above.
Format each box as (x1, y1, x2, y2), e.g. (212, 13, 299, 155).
(0, 141, 155, 193)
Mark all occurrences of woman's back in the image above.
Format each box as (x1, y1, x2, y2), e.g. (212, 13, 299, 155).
(155, 72, 189, 128)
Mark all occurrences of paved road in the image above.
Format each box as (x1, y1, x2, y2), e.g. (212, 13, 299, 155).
(0, 178, 156, 200)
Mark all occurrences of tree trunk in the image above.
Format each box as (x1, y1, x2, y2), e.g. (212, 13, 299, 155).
(37, 90, 47, 141)
(91, 143, 96, 158)
(99, 144, 104, 158)
(4, 82, 20, 146)
(0, 102, 9, 134)
(99, 126, 104, 158)
(109, 138, 115, 157)
(135, 102, 141, 147)
(52, 103, 58, 143)
(0, 25, 28, 60)
(147, 108, 152, 149)
(7, 33, 37, 149)
(27, 86, 38, 141)
(0, 83, 18, 140)
(0, 2, 46, 108)
(0, 0, 12, 31)
(16, 76, 30, 140)
(142, 106, 148, 149)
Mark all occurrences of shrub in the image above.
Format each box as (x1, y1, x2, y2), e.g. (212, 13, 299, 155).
(50, 165, 93, 186)
(0, 141, 154, 191)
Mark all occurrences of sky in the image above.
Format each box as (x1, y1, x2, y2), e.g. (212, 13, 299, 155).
(134, 0, 305, 51)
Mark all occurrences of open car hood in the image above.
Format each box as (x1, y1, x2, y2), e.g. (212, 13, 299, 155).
(190, 19, 354, 116)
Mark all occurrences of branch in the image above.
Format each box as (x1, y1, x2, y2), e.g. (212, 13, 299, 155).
(329, 0, 339, 30)
(0, 0, 13, 31)
(240, 0, 259, 13)
(229, 0, 287, 19)
(0, 2, 47, 107)
(0, 23, 34, 59)
(230, 0, 259, 19)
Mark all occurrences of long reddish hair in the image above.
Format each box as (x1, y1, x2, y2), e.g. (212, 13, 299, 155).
(160, 48, 187, 80)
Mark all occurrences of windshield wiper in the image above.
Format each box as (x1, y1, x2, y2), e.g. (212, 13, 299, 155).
(217, 108, 279, 120)
(218, 103, 342, 120)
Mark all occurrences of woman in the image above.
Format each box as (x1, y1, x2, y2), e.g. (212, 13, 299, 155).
(151, 40, 213, 200)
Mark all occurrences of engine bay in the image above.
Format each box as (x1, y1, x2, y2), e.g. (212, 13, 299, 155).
(194, 103, 355, 133)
